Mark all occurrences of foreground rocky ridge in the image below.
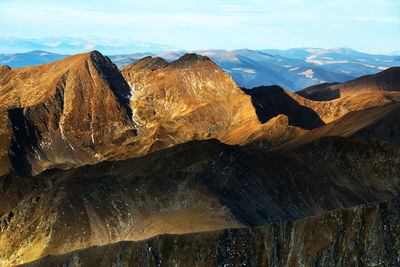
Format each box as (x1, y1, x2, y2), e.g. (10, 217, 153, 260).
(21, 197, 400, 267)
(1, 136, 400, 265)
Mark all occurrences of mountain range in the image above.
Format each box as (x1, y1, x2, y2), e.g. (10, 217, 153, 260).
(1, 50, 400, 266)
(1, 47, 399, 91)
(0, 36, 173, 54)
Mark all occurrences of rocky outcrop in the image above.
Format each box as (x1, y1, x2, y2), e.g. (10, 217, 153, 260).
(21, 197, 400, 267)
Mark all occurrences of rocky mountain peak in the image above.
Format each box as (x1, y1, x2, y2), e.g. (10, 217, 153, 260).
(0, 51, 137, 175)
(169, 53, 214, 69)
(0, 65, 11, 71)
(130, 56, 169, 72)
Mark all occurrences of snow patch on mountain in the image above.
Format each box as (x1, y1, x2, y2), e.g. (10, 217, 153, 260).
(306, 55, 350, 65)
(232, 68, 256, 74)
(298, 69, 314, 79)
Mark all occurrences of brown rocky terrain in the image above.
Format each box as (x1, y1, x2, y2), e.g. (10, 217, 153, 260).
(297, 67, 400, 101)
(1, 51, 397, 177)
(120, 54, 267, 150)
(1, 51, 400, 266)
(276, 103, 400, 151)
(0, 52, 275, 177)
(21, 197, 400, 267)
(246, 84, 400, 125)
(0, 51, 136, 175)
(2, 136, 400, 265)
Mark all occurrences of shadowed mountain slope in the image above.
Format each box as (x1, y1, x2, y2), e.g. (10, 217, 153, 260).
(2, 137, 400, 265)
(243, 85, 325, 129)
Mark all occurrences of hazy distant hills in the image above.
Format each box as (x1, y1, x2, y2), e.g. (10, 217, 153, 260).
(1, 48, 399, 91)
(0, 36, 172, 54)
(0, 50, 68, 68)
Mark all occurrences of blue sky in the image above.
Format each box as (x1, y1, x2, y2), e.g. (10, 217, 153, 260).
(0, 0, 399, 53)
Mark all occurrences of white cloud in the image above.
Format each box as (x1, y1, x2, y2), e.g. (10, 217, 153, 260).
(107, 43, 123, 47)
(69, 42, 82, 46)
(43, 41, 61, 47)
(0, 0, 398, 52)
(85, 44, 96, 49)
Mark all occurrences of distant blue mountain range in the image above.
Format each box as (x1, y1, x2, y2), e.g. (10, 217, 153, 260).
(1, 47, 399, 91)
(0, 36, 173, 54)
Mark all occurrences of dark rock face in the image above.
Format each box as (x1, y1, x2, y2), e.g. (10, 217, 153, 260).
(21, 198, 400, 267)
(7, 108, 38, 175)
(89, 50, 133, 120)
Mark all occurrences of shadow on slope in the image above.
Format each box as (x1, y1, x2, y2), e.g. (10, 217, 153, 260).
(296, 82, 341, 101)
(243, 85, 325, 130)
(7, 108, 38, 175)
